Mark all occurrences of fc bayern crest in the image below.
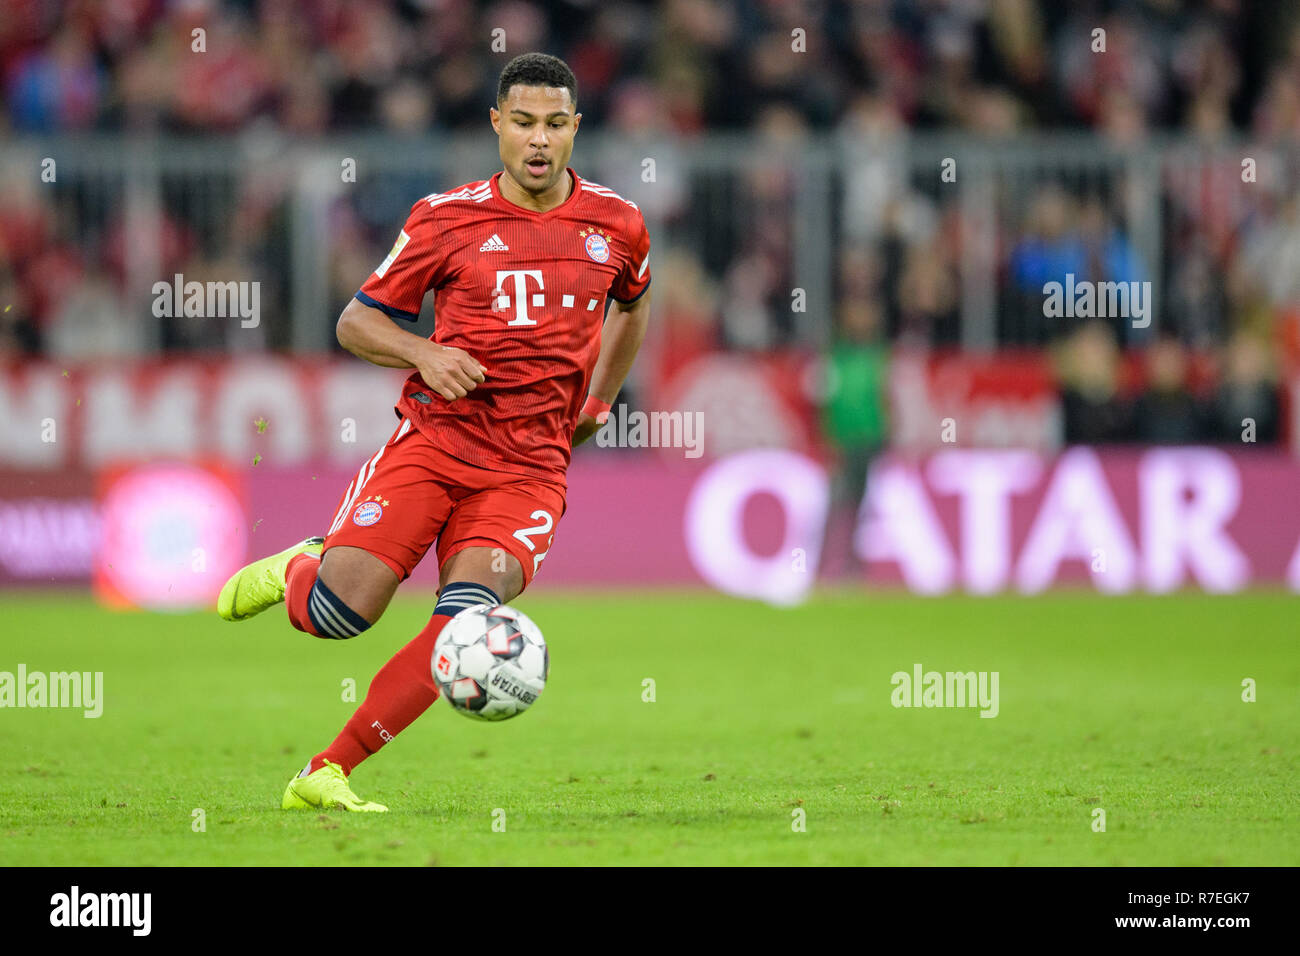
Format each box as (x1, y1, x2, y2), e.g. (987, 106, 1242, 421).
(581, 228, 611, 263)
(352, 498, 385, 526)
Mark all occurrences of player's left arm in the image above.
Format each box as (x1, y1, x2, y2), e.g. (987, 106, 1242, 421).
(573, 287, 651, 447)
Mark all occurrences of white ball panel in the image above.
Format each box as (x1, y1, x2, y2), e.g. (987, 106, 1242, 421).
(517, 643, 544, 680)
(457, 642, 494, 680)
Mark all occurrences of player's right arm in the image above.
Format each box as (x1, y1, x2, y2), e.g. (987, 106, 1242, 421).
(338, 200, 487, 401)
(336, 298, 486, 401)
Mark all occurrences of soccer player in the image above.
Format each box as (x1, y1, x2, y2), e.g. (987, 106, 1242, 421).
(216, 53, 651, 812)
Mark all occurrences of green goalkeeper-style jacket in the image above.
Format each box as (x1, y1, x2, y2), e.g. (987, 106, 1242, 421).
(823, 342, 888, 451)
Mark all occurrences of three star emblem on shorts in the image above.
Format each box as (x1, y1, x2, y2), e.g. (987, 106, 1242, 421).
(363, 494, 390, 507)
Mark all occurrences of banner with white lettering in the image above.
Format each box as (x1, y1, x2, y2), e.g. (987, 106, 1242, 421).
(3, 448, 1299, 603)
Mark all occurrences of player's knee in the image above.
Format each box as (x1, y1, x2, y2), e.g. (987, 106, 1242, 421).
(305, 576, 374, 640)
(316, 546, 399, 628)
(440, 547, 524, 603)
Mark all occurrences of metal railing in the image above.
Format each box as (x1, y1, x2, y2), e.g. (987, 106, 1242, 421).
(2, 132, 1293, 356)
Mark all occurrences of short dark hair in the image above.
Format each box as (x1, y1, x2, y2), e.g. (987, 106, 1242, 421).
(497, 53, 577, 109)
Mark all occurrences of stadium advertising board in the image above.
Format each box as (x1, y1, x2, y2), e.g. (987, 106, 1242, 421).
(0, 354, 1069, 470)
(7, 446, 1290, 605)
(2, 360, 1296, 603)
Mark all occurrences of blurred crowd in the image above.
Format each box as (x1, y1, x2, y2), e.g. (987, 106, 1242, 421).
(2, 0, 1299, 447)
(1055, 320, 1280, 444)
(3, 0, 1297, 138)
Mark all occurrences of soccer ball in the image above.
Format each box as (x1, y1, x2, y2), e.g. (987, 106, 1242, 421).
(431, 604, 548, 721)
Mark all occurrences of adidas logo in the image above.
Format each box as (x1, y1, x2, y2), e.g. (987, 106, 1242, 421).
(479, 234, 509, 252)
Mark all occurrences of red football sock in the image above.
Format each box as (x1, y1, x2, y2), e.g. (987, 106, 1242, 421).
(285, 552, 321, 636)
(309, 613, 451, 774)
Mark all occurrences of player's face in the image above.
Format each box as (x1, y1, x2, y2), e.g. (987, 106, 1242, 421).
(491, 85, 581, 197)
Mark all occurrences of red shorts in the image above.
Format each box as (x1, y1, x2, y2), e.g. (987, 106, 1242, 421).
(322, 417, 566, 591)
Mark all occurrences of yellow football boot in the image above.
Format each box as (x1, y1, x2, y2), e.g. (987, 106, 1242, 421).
(281, 760, 388, 812)
(216, 536, 324, 621)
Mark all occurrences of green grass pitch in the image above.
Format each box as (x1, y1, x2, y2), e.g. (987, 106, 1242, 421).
(1, 591, 1296, 866)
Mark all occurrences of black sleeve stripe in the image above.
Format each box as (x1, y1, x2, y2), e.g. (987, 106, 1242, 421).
(355, 290, 419, 322)
(611, 278, 651, 306)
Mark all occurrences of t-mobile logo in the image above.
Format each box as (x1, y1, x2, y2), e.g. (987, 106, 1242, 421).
(492, 269, 544, 326)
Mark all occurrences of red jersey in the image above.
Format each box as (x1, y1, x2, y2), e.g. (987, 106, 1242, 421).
(356, 167, 651, 485)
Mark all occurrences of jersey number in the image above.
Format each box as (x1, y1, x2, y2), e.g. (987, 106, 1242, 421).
(512, 510, 553, 551)
(513, 510, 555, 573)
